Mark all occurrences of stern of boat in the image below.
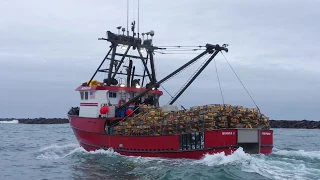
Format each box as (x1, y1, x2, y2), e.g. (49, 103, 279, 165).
(234, 128, 273, 154)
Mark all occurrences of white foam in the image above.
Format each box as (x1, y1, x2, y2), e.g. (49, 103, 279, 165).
(36, 143, 120, 160)
(0, 120, 19, 124)
(36, 144, 320, 179)
(194, 147, 250, 166)
(194, 147, 320, 180)
(273, 149, 320, 160)
(127, 155, 172, 164)
(39, 143, 79, 152)
(37, 143, 81, 160)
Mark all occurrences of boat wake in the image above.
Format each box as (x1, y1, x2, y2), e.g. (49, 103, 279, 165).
(0, 120, 19, 124)
(195, 147, 320, 180)
(36, 143, 119, 160)
(37, 144, 320, 180)
(272, 148, 320, 160)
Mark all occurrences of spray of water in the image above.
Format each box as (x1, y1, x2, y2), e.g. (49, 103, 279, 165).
(37, 144, 320, 180)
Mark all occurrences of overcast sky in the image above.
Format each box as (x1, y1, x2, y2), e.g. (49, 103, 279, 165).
(0, 0, 319, 120)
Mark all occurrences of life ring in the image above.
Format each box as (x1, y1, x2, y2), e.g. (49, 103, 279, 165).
(118, 99, 126, 106)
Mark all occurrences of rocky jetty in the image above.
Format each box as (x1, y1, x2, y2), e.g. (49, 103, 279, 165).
(269, 120, 320, 129)
(1, 118, 320, 128)
(0, 118, 69, 124)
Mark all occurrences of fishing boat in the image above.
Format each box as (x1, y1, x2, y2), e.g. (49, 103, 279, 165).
(67, 5, 273, 159)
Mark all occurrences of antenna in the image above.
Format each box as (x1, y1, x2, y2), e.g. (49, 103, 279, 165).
(127, 0, 129, 36)
(138, 0, 140, 38)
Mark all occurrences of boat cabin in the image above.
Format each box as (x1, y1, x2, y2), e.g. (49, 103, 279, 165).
(76, 83, 163, 118)
(72, 28, 180, 119)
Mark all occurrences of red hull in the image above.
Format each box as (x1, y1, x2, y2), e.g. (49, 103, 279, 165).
(69, 115, 273, 159)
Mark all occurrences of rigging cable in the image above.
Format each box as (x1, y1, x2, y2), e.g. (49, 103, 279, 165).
(167, 54, 209, 104)
(157, 45, 205, 48)
(132, 0, 135, 22)
(214, 58, 225, 105)
(115, 48, 133, 80)
(158, 52, 208, 85)
(161, 85, 186, 110)
(154, 51, 201, 55)
(220, 52, 260, 112)
(152, 51, 186, 110)
(156, 49, 203, 52)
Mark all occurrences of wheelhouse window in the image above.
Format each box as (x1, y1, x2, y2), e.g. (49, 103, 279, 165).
(84, 91, 89, 100)
(108, 92, 117, 98)
(80, 92, 84, 100)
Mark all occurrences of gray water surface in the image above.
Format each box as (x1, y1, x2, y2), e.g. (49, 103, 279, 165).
(1, 122, 320, 180)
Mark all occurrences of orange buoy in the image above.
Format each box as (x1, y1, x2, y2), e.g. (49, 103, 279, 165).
(126, 109, 134, 117)
(100, 106, 109, 114)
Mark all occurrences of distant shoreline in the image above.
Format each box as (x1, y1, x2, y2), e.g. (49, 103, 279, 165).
(0, 118, 319, 129)
(0, 118, 69, 124)
(269, 120, 320, 129)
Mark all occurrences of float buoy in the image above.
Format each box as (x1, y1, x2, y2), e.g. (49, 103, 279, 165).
(100, 106, 109, 114)
(126, 109, 134, 117)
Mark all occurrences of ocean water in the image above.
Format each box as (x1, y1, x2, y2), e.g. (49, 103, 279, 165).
(1, 121, 320, 180)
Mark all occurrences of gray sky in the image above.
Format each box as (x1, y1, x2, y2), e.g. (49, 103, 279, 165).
(0, 0, 319, 120)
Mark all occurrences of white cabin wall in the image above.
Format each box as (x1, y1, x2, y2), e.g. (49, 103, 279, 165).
(78, 90, 131, 118)
(95, 90, 108, 104)
(78, 88, 153, 118)
(95, 90, 107, 116)
(106, 90, 131, 106)
(79, 106, 98, 117)
(107, 90, 120, 105)
(79, 90, 99, 117)
(79, 90, 110, 118)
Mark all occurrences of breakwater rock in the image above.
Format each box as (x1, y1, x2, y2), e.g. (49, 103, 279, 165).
(269, 120, 320, 129)
(1, 118, 320, 128)
(0, 118, 69, 124)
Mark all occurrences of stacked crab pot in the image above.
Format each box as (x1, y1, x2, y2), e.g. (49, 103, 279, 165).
(113, 104, 270, 136)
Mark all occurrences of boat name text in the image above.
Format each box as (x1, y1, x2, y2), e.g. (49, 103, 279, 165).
(222, 132, 235, 135)
(262, 132, 271, 135)
(80, 87, 92, 90)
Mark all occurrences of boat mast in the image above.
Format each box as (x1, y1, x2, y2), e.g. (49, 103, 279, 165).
(168, 49, 221, 105)
(116, 44, 228, 112)
(149, 50, 157, 84)
(86, 1, 229, 111)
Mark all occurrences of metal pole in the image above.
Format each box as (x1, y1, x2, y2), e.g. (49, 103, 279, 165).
(131, 66, 135, 86)
(87, 48, 112, 86)
(149, 51, 157, 84)
(116, 49, 209, 112)
(138, 0, 140, 38)
(111, 45, 131, 79)
(141, 54, 149, 87)
(107, 44, 117, 85)
(137, 47, 153, 82)
(169, 50, 220, 105)
(126, 60, 133, 87)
